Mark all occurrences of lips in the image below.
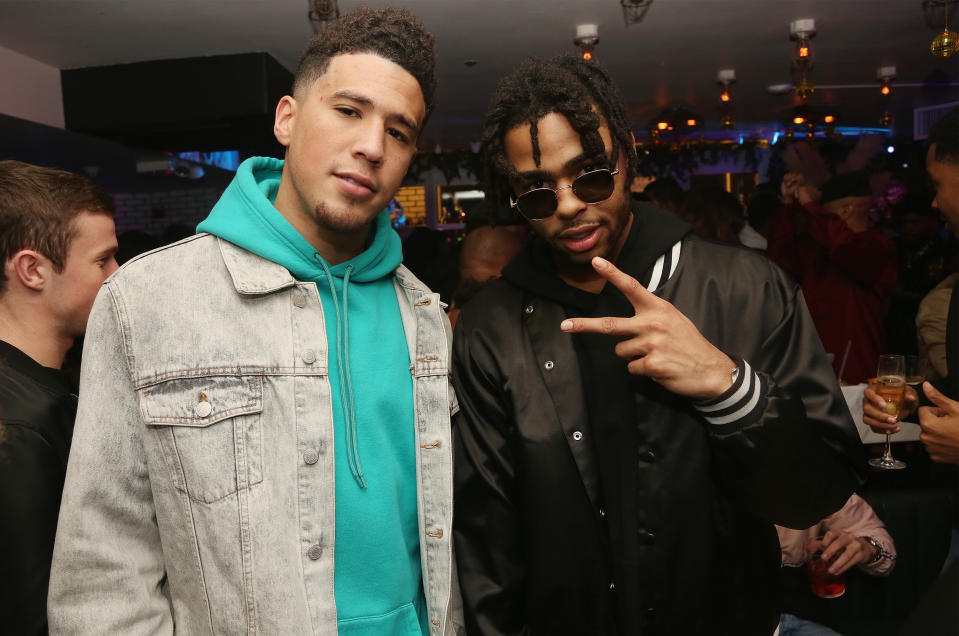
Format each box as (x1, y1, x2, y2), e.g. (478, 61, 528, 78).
(559, 225, 601, 253)
(334, 172, 377, 197)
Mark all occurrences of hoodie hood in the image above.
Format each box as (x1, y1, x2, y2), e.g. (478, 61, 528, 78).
(197, 156, 402, 284)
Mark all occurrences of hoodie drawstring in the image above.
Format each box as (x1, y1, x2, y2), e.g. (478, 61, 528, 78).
(318, 258, 366, 488)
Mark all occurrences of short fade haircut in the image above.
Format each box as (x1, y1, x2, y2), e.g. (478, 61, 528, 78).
(929, 106, 959, 164)
(0, 160, 115, 294)
(481, 54, 638, 211)
(292, 6, 436, 120)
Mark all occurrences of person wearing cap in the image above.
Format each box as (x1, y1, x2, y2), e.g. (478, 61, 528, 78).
(767, 170, 898, 384)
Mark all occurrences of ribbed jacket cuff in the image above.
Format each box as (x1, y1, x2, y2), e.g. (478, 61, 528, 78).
(692, 356, 765, 432)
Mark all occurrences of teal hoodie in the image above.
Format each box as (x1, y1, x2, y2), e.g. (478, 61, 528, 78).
(198, 157, 426, 635)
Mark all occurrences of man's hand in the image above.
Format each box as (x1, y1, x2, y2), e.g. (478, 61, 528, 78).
(918, 382, 959, 465)
(806, 530, 876, 575)
(781, 172, 804, 204)
(797, 184, 822, 206)
(862, 384, 918, 435)
(560, 257, 735, 401)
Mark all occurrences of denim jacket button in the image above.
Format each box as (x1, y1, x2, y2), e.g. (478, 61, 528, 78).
(194, 401, 213, 418)
(292, 294, 307, 308)
(307, 544, 322, 560)
(301, 349, 317, 364)
(303, 449, 319, 465)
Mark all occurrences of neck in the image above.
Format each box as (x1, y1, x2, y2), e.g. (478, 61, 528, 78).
(558, 266, 608, 294)
(0, 301, 71, 368)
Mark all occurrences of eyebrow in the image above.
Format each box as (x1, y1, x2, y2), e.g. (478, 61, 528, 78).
(513, 151, 610, 182)
(332, 90, 419, 133)
(95, 245, 118, 259)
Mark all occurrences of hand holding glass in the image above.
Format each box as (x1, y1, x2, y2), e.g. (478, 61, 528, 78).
(868, 354, 907, 470)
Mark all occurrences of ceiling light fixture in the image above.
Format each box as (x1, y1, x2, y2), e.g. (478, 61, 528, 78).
(717, 69, 735, 129)
(877, 66, 895, 127)
(308, 0, 339, 34)
(575, 24, 599, 60)
(790, 19, 816, 70)
(621, 0, 654, 26)
(877, 66, 895, 96)
(789, 19, 817, 101)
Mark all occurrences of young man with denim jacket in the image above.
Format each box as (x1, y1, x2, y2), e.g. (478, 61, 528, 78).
(49, 8, 463, 635)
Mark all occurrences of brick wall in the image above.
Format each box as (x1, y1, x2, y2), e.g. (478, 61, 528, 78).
(112, 187, 223, 236)
(394, 185, 427, 226)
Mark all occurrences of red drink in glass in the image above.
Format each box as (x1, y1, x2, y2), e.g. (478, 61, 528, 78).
(807, 553, 845, 598)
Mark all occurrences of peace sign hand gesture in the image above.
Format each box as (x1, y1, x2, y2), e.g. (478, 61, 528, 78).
(560, 257, 736, 401)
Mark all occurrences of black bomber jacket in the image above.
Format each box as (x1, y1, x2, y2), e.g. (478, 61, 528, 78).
(451, 204, 867, 636)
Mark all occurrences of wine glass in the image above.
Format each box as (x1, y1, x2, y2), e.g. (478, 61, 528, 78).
(868, 354, 907, 470)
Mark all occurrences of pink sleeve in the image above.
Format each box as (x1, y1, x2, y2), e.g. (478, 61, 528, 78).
(822, 493, 896, 576)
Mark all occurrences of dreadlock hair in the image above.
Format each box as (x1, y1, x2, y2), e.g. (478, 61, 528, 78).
(929, 106, 959, 164)
(481, 54, 638, 212)
(293, 7, 436, 120)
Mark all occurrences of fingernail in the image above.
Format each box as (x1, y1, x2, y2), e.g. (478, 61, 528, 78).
(593, 257, 607, 269)
(886, 417, 897, 424)
(561, 320, 573, 331)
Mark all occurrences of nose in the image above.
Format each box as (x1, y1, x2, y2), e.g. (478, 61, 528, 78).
(352, 120, 385, 165)
(553, 181, 587, 220)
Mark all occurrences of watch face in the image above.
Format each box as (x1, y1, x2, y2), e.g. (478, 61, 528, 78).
(863, 536, 892, 564)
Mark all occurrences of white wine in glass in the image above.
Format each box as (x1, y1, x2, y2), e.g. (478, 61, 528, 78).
(868, 354, 907, 470)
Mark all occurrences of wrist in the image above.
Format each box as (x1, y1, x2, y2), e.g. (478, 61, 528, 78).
(861, 536, 894, 566)
(704, 355, 739, 400)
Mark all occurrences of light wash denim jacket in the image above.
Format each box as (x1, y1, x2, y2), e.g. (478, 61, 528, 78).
(49, 235, 464, 635)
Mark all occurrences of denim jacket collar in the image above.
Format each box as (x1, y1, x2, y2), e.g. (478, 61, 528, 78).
(216, 235, 297, 295)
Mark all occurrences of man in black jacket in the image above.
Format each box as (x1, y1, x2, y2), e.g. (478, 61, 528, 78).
(452, 56, 866, 635)
(0, 160, 118, 634)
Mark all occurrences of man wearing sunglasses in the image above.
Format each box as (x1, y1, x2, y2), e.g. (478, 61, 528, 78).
(451, 55, 866, 636)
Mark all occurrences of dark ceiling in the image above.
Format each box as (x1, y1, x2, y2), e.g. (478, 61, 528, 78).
(1, 0, 957, 149)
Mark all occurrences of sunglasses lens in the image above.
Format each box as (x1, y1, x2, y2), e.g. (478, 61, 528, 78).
(516, 189, 558, 220)
(572, 170, 616, 203)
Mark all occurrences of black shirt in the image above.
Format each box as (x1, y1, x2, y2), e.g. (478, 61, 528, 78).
(0, 340, 78, 635)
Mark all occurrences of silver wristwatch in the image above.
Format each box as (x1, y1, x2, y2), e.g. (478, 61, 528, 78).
(862, 536, 895, 565)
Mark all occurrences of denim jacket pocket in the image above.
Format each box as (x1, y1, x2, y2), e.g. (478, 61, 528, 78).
(140, 374, 264, 504)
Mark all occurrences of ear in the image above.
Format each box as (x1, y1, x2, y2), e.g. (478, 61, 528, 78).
(274, 95, 297, 148)
(7, 249, 48, 292)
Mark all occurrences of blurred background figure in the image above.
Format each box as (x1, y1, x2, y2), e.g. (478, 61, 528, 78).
(0, 160, 118, 634)
(767, 171, 898, 384)
(643, 177, 684, 214)
(745, 186, 781, 248)
(402, 226, 460, 306)
(678, 186, 745, 245)
(777, 494, 895, 636)
(448, 222, 523, 328)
